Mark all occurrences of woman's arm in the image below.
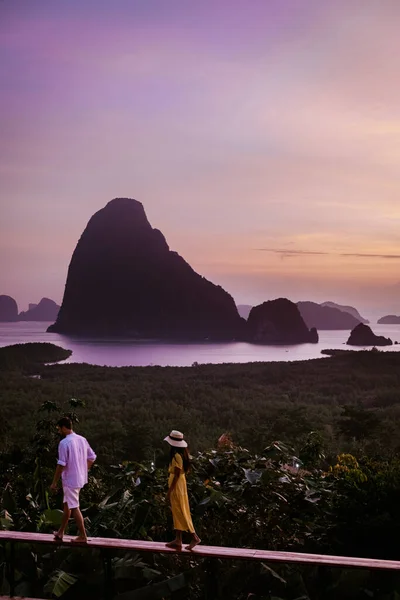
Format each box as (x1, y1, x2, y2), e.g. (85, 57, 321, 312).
(166, 467, 181, 500)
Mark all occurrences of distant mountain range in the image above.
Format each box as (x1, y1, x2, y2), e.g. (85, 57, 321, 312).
(320, 301, 369, 324)
(19, 298, 60, 321)
(0, 296, 60, 322)
(236, 305, 253, 320)
(297, 301, 361, 330)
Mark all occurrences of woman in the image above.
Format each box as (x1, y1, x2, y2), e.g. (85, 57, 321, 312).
(164, 430, 201, 551)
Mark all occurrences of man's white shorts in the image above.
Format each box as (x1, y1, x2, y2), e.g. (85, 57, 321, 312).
(63, 486, 81, 509)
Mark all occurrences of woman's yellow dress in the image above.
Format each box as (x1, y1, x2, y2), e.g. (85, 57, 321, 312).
(168, 453, 195, 533)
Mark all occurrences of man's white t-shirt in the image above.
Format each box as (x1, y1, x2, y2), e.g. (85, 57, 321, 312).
(57, 432, 96, 489)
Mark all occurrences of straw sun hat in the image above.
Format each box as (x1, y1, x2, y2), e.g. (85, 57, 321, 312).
(164, 430, 188, 448)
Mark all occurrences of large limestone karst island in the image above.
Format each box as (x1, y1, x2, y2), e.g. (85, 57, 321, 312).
(48, 198, 245, 340)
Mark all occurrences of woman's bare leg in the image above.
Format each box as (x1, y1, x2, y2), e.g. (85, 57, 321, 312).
(166, 530, 183, 549)
(186, 531, 201, 550)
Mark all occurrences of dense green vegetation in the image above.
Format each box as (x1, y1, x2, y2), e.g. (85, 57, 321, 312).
(1, 343, 400, 461)
(2, 343, 400, 598)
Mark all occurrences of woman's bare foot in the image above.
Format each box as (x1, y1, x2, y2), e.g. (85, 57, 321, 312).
(166, 540, 182, 550)
(71, 535, 88, 544)
(186, 534, 201, 550)
(53, 531, 63, 542)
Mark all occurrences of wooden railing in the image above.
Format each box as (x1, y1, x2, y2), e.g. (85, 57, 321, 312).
(1, 530, 400, 598)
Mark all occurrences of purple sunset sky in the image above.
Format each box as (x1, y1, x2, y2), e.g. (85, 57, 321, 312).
(1, 0, 400, 317)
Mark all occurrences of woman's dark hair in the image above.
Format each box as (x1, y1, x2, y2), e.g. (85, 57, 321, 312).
(170, 446, 190, 473)
(57, 416, 72, 430)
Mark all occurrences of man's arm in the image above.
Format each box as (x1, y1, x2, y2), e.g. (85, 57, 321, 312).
(50, 464, 64, 491)
(87, 441, 96, 471)
(51, 441, 67, 491)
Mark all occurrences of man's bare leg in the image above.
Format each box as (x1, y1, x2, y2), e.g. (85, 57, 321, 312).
(54, 503, 71, 541)
(70, 507, 88, 542)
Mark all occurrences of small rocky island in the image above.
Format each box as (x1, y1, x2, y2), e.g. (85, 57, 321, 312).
(347, 323, 392, 346)
(377, 315, 400, 324)
(246, 298, 318, 344)
(0, 295, 18, 321)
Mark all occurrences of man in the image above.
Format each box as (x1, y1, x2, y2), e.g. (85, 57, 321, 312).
(50, 416, 96, 543)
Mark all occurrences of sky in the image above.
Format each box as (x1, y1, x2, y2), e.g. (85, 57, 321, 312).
(1, 0, 400, 319)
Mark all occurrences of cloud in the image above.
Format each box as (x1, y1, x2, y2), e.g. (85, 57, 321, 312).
(341, 253, 400, 260)
(258, 249, 400, 260)
(257, 249, 330, 256)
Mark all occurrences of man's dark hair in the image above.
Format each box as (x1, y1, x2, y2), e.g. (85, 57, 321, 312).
(57, 416, 72, 430)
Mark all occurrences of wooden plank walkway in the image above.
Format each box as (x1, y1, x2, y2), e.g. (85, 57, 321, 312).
(1, 531, 399, 571)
